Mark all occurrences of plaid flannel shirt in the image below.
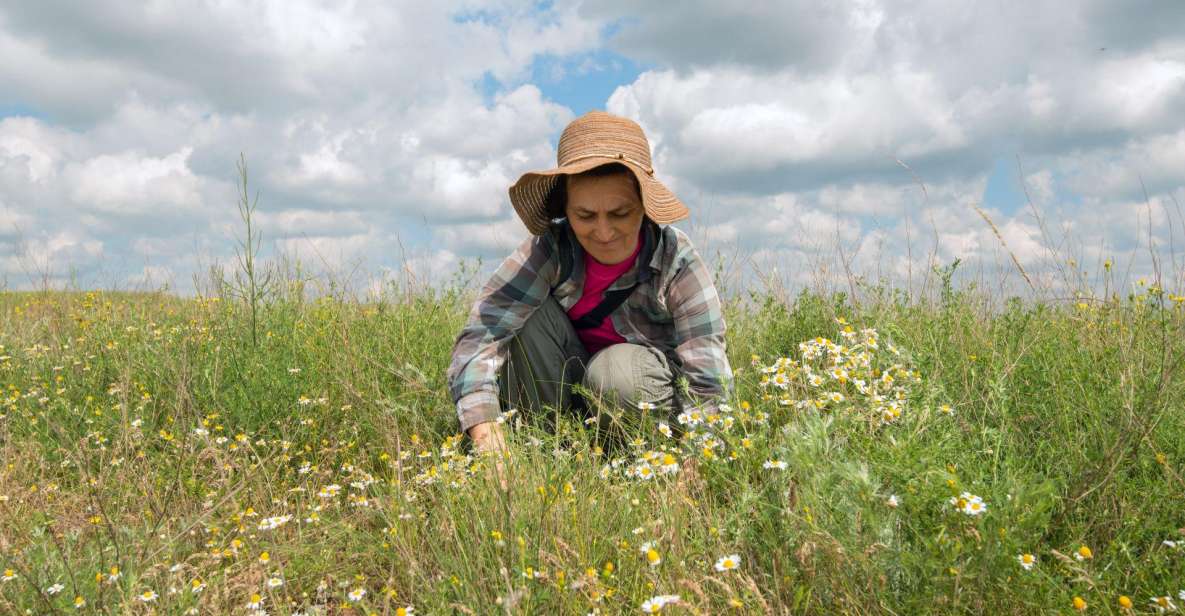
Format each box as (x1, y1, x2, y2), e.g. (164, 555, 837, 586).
(447, 219, 733, 432)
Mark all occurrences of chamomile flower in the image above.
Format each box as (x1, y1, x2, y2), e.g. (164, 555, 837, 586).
(637, 401, 655, 411)
(258, 515, 291, 531)
(656, 422, 672, 438)
(714, 554, 741, 572)
(1075, 545, 1093, 561)
(640, 542, 662, 567)
(267, 576, 284, 588)
(46, 583, 65, 595)
(1150, 596, 1177, 612)
(394, 607, 415, 616)
(1017, 553, 1036, 570)
(348, 587, 366, 602)
(762, 460, 787, 470)
(658, 453, 679, 475)
(246, 593, 265, 610)
(640, 594, 679, 613)
(1, 569, 16, 581)
(961, 497, 987, 516)
(949, 492, 986, 516)
(139, 590, 158, 602)
(73, 596, 86, 608)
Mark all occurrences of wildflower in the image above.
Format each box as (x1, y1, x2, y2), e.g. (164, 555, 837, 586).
(640, 594, 679, 613)
(106, 566, 121, 583)
(657, 422, 672, 438)
(139, 590, 158, 602)
(763, 459, 787, 470)
(74, 596, 86, 608)
(949, 492, 986, 516)
(267, 577, 284, 588)
(640, 542, 662, 567)
(1017, 553, 1036, 570)
(191, 579, 206, 593)
(1119, 595, 1133, 609)
(258, 551, 270, 564)
(1073, 596, 1087, 611)
(348, 587, 366, 602)
(395, 607, 415, 616)
(247, 593, 265, 609)
(658, 453, 679, 475)
(47, 583, 65, 595)
(637, 401, 655, 411)
(1150, 596, 1177, 612)
(961, 498, 987, 516)
(258, 515, 292, 531)
(939, 404, 954, 415)
(1076, 545, 1093, 561)
(319, 484, 341, 498)
(1, 569, 15, 581)
(714, 554, 741, 572)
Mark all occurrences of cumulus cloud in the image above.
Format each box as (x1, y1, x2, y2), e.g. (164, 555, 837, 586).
(1, 0, 1182, 297)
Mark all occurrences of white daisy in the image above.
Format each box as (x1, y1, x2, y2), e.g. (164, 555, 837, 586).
(640, 594, 679, 613)
(714, 554, 741, 572)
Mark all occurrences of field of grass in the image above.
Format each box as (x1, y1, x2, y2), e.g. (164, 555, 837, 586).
(0, 273, 1183, 614)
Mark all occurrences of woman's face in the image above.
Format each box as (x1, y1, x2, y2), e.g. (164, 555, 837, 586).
(564, 171, 645, 265)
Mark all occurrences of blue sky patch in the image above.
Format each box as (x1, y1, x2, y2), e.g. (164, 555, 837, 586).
(981, 156, 1030, 215)
(0, 102, 43, 120)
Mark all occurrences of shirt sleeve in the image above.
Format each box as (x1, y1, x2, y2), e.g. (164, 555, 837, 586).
(665, 243, 733, 413)
(447, 231, 560, 432)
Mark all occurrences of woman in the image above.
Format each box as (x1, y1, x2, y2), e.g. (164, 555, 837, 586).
(446, 110, 733, 457)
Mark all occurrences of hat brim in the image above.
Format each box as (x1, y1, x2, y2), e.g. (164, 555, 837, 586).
(509, 157, 689, 235)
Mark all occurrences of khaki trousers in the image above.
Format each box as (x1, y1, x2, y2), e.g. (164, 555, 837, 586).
(496, 296, 679, 429)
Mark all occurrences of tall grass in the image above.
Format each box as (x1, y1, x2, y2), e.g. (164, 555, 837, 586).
(1, 160, 1184, 613)
(0, 258, 1182, 613)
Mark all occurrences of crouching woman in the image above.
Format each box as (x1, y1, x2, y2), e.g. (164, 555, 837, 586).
(446, 111, 733, 462)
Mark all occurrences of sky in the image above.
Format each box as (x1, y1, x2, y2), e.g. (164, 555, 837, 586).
(1, 1, 1183, 298)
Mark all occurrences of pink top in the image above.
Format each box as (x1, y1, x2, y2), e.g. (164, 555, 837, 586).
(567, 228, 644, 356)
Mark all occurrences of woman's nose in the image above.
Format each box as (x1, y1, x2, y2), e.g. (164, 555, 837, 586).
(593, 218, 614, 241)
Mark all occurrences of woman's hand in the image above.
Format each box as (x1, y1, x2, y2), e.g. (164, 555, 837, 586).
(467, 421, 509, 491)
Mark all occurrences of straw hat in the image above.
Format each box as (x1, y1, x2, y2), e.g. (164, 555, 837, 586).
(509, 110, 689, 235)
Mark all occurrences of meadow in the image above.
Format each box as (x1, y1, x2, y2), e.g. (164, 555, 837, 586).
(0, 258, 1183, 614)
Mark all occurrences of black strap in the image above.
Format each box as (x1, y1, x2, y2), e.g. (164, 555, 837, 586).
(571, 284, 638, 330)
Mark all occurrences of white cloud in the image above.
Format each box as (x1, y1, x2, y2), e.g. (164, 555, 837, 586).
(67, 147, 202, 213)
(1, 0, 1183, 296)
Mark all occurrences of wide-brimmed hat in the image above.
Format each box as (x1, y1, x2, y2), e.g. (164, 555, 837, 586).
(508, 110, 689, 235)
